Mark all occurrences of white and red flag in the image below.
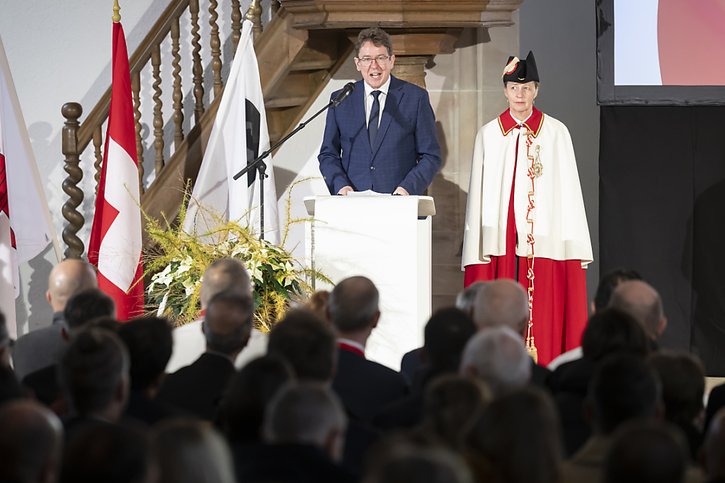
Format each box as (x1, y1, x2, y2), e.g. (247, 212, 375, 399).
(88, 21, 144, 321)
(0, 37, 60, 337)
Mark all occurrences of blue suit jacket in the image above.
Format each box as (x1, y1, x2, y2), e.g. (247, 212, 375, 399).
(318, 76, 442, 195)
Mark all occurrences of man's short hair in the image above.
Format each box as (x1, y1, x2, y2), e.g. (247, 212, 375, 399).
(424, 307, 476, 372)
(460, 326, 531, 396)
(648, 351, 705, 427)
(581, 308, 651, 361)
(328, 276, 379, 333)
(355, 27, 393, 57)
(594, 268, 642, 312)
(59, 327, 130, 416)
(118, 316, 173, 391)
(267, 310, 336, 382)
(263, 382, 347, 449)
(472, 279, 528, 332)
(588, 354, 661, 435)
(455, 282, 486, 316)
(604, 422, 687, 483)
(201, 258, 252, 308)
(203, 291, 254, 356)
(63, 289, 115, 331)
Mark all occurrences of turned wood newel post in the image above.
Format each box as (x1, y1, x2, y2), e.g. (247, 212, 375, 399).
(61, 102, 85, 260)
(245, 0, 263, 41)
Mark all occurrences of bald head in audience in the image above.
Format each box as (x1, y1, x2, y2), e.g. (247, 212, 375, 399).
(0, 399, 64, 483)
(328, 276, 380, 341)
(609, 280, 667, 340)
(46, 259, 97, 313)
(472, 279, 528, 332)
(200, 258, 252, 308)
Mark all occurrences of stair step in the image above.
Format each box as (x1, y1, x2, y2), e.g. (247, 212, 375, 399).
(290, 59, 336, 71)
(266, 96, 308, 109)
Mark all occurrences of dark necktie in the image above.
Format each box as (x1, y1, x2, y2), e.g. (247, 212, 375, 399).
(368, 90, 381, 146)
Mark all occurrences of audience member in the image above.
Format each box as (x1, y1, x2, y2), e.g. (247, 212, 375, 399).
(167, 257, 265, 371)
(548, 268, 641, 370)
(460, 326, 531, 397)
(0, 399, 64, 483)
(704, 409, 725, 483)
(118, 316, 180, 425)
(304, 290, 331, 322)
(13, 259, 97, 379)
(609, 279, 667, 344)
(473, 279, 551, 385)
(327, 276, 407, 422)
(560, 354, 662, 483)
(234, 382, 355, 483)
(417, 374, 491, 450)
(267, 309, 337, 382)
(218, 354, 295, 444)
(375, 308, 476, 430)
(649, 350, 706, 459)
(153, 419, 237, 483)
(364, 445, 474, 483)
(158, 291, 253, 420)
(22, 288, 116, 407)
(468, 386, 562, 483)
(548, 307, 651, 455)
(59, 326, 130, 433)
(604, 422, 688, 483)
(400, 282, 484, 384)
(60, 422, 150, 483)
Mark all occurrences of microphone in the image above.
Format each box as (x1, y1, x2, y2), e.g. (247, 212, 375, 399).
(332, 82, 355, 107)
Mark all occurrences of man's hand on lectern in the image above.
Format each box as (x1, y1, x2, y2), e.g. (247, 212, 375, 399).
(393, 186, 409, 196)
(338, 186, 354, 196)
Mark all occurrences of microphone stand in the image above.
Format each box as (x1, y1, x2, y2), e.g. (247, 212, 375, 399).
(232, 93, 348, 242)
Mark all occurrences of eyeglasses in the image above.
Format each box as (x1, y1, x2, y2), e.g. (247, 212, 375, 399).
(356, 55, 391, 66)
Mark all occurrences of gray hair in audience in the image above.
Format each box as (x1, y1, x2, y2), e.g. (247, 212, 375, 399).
(455, 281, 486, 316)
(460, 326, 531, 396)
(153, 419, 236, 483)
(263, 383, 347, 458)
(472, 279, 528, 331)
(200, 258, 252, 308)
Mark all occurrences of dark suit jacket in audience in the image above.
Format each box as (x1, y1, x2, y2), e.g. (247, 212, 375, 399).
(233, 442, 356, 483)
(157, 352, 235, 420)
(399, 347, 424, 385)
(13, 312, 66, 380)
(332, 345, 407, 422)
(22, 363, 60, 407)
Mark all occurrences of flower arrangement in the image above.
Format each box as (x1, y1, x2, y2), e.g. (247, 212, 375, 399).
(144, 182, 325, 332)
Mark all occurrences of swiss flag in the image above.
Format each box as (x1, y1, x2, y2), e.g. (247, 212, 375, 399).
(88, 22, 144, 321)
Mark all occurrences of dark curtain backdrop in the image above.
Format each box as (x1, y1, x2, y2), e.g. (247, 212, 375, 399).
(599, 106, 725, 375)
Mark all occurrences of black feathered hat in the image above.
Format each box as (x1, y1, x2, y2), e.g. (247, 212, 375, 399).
(502, 51, 539, 84)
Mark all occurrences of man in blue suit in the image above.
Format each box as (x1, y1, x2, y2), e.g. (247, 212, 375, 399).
(318, 27, 442, 196)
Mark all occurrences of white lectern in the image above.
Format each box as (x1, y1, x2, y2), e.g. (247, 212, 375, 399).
(304, 195, 435, 370)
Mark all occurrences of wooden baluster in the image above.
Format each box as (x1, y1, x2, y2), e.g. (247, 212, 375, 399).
(271, 0, 280, 15)
(171, 16, 184, 149)
(92, 126, 103, 194)
(190, 0, 205, 122)
(151, 43, 164, 175)
(61, 102, 85, 260)
(209, 0, 223, 97)
(246, 0, 263, 41)
(231, 0, 242, 54)
(132, 71, 145, 194)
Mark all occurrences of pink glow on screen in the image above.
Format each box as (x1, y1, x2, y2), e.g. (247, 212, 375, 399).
(658, 0, 725, 85)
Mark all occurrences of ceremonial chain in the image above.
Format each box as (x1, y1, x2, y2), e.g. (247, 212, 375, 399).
(524, 128, 542, 362)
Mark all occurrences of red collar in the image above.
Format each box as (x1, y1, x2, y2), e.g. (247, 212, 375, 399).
(338, 341, 365, 358)
(498, 107, 544, 137)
